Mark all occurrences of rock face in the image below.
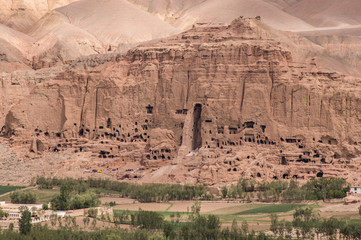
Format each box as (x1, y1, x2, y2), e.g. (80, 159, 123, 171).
(1, 17, 361, 185)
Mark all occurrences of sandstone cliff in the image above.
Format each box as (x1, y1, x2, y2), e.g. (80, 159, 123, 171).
(1, 17, 361, 186)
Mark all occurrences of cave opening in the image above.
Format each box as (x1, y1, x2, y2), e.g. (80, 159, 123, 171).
(79, 129, 84, 136)
(192, 104, 202, 150)
(281, 156, 287, 165)
(146, 105, 153, 114)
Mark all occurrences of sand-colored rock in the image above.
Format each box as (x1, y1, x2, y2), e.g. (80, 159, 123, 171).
(128, 0, 314, 31)
(55, 0, 179, 47)
(0, 0, 78, 32)
(282, 0, 361, 27)
(1, 0, 361, 76)
(1, 17, 361, 186)
(0, 0, 181, 70)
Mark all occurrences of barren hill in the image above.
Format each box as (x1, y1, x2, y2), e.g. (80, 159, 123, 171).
(27, 11, 106, 68)
(0, 23, 33, 72)
(127, 0, 205, 22)
(1, 0, 180, 69)
(56, 0, 179, 46)
(0, 0, 78, 32)
(1, 0, 360, 74)
(127, 0, 314, 31)
(284, 0, 361, 27)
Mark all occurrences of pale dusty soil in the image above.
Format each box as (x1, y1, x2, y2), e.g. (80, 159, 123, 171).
(42, 216, 122, 230)
(113, 202, 171, 211)
(319, 202, 360, 212)
(168, 201, 246, 213)
(222, 222, 270, 232)
(100, 197, 135, 205)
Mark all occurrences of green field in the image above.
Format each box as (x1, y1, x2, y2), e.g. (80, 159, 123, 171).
(0, 185, 26, 195)
(0, 188, 59, 204)
(347, 219, 361, 224)
(235, 203, 307, 215)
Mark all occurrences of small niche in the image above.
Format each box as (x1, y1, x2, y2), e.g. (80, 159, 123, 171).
(146, 105, 153, 114)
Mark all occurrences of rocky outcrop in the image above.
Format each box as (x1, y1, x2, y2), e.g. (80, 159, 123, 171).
(1, 17, 361, 185)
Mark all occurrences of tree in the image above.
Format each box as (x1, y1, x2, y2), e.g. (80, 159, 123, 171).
(91, 218, 97, 229)
(57, 216, 62, 228)
(270, 214, 279, 236)
(221, 186, 228, 199)
(0, 207, 8, 219)
(19, 209, 32, 235)
(132, 209, 164, 230)
(318, 218, 344, 240)
(241, 220, 249, 236)
(65, 215, 72, 228)
(278, 220, 286, 238)
(229, 184, 237, 199)
(293, 208, 318, 239)
(163, 221, 175, 239)
(8, 223, 14, 231)
(231, 218, 239, 238)
(83, 216, 89, 228)
(10, 191, 37, 204)
(51, 185, 70, 210)
(285, 221, 293, 236)
(206, 214, 221, 239)
(68, 191, 100, 209)
(71, 217, 78, 230)
(191, 201, 201, 220)
(50, 214, 57, 227)
(87, 208, 98, 218)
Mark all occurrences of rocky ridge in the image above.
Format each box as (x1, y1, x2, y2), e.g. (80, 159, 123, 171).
(0, 17, 361, 186)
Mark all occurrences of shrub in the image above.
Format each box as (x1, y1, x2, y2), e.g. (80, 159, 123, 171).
(10, 191, 37, 204)
(87, 208, 98, 218)
(0, 207, 8, 218)
(52, 189, 100, 211)
(68, 191, 100, 210)
(131, 209, 164, 230)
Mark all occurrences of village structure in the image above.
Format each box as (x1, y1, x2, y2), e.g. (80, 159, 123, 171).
(0, 201, 65, 229)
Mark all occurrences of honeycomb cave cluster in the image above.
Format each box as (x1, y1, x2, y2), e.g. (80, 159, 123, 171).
(1, 17, 361, 185)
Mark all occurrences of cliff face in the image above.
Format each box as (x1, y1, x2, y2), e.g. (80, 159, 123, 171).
(1, 18, 361, 185)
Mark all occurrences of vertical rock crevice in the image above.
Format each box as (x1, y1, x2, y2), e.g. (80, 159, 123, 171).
(192, 103, 202, 150)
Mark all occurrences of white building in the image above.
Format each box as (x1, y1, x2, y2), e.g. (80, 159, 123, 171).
(350, 187, 361, 194)
(0, 201, 58, 227)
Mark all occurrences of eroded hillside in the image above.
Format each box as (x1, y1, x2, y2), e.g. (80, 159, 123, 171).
(1, 18, 361, 186)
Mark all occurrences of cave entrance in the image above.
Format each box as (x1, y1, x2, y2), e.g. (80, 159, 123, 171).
(192, 104, 202, 150)
(316, 171, 324, 178)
